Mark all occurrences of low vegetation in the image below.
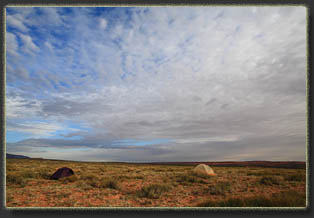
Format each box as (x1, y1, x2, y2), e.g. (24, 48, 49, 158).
(284, 173, 305, 182)
(206, 181, 231, 196)
(99, 179, 119, 190)
(6, 158, 306, 207)
(136, 184, 171, 199)
(197, 190, 306, 207)
(259, 176, 284, 186)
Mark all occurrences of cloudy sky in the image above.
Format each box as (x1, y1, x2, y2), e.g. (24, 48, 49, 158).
(5, 6, 307, 162)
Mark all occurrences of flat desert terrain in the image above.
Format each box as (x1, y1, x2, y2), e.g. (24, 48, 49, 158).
(6, 158, 306, 207)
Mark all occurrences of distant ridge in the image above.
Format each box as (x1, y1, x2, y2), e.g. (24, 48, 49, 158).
(6, 153, 30, 159)
(146, 161, 306, 169)
(4, 155, 306, 169)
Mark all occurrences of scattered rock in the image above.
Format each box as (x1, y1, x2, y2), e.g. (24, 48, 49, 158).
(50, 167, 74, 180)
(193, 164, 216, 176)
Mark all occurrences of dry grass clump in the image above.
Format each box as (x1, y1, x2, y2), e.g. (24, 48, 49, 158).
(21, 171, 37, 179)
(197, 190, 306, 207)
(98, 179, 119, 189)
(38, 169, 51, 179)
(59, 175, 78, 184)
(136, 184, 171, 199)
(75, 180, 92, 191)
(132, 175, 144, 179)
(6, 174, 26, 187)
(284, 173, 305, 182)
(259, 176, 284, 185)
(247, 169, 282, 176)
(82, 174, 100, 187)
(176, 174, 199, 184)
(79, 174, 120, 190)
(206, 181, 231, 196)
(176, 173, 209, 185)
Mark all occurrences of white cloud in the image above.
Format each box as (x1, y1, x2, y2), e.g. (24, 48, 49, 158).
(174, 136, 240, 144)
(6, 7, 307, 161)
(7, 121, 64, 138)
(99, 18, 107, 30)
(6, 32, 19, 57)
(5, 95, 42, 119)
(17, 33, 39, 55)
(6, 14, 28, 32)
(44, 41, 54, 51)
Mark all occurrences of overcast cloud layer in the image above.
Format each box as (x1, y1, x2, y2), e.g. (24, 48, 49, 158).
(5, 7, 307, 162)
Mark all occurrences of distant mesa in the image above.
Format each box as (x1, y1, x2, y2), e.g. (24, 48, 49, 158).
(6, 153, 30, 159)
(50, 167, 74, 180)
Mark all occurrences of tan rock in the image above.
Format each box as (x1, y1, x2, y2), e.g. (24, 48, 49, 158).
(193, 164, 217, 176)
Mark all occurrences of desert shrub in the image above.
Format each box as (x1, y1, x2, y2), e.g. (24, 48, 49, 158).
(284, 173, 305, 182)
(260, 176, 284, 185)
(176, 174, 206, 184)
(84, 174, 98, 180)
(242, 196, 273, 207)
(98, 167, 106, 172)
(132, 175, 144, 179)
(270, 190, 306, 207)
(99, 179, 119, 190)
(116, 175, 132, 180)
(247, 169, 280, 177)
(38, 169, 51, 179)
(17, 169, 52, 180)
(136, 184, 171, 199)
(207, 181, 231, 196)
(198, 180, 208, 184)
(56, 192, 71, 199)
(66, 175, 78, 182)
(247, 171, 263, 176)
(242, 191, 305, 207)
(196, 200, 219, 207)
(6, 174, 26, 187)
(197, 190, 305, 207)
(75, 181, 92, 190)
(21, 171, 37, 179)
(177, 175, 197, 183)
(6, 165, 16, 172)
(84, 174, 99, 187)
(60, 175, 78, 184)
(218, 196, 275, 207)
(220, 198, 247, 207)
(81, 174, 119, 189)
